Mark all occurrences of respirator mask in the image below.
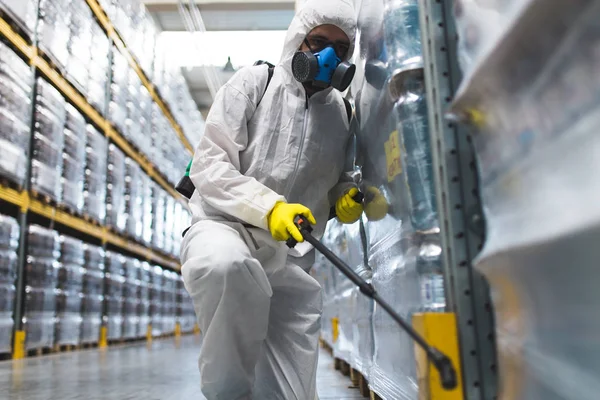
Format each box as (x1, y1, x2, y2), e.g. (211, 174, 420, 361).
(292, 38, 355, 92)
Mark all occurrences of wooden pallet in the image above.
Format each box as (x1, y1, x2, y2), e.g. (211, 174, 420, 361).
(53, 344, 77, 353)
(0, 352, 12, 361)
(26, 347, 53, 357)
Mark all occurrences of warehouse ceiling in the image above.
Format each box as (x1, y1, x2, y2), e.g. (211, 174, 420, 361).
(142, 0, 297, 117)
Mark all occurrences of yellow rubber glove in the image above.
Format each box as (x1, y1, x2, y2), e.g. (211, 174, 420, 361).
(335, 187, 364, 224)
(268, 202, 316, 243)
(364, 186, 389, 221)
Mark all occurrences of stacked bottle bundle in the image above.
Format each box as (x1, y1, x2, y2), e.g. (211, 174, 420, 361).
(124, 157, 143, 240)
(24, 225, 60, 350)
(137, 261, 152, 337)
(55, 235, 85, 346)
(151, 183, 166, 252)
(161, 270, 177, 334)
(83, 125, 107, 223)
(104, 251, 126, 340)
(31, 78, 66, 202)
(0, 0, 38, 35)
(65, 0, 94, 92)
(151, 103, 170, 179)
(37, 0, 71, 68)
(61, 104, 87, 213)
(383, 0, 422, 71)
(141, 173, 154, 246)
(87, 20, 110, 114)
(149, 265, 163, 336)
(109, 48, 129, 136)
(122, 256, 141, 339)
(0, 215, 19, 353)
(177, 280, 196, 334)
(80, 243, 104, 344)
(163, 196, 175, 255)
(106, 144, 126, 232)
(0, 42, 33, 187)
(128, 83, 153, 159)
(166, 74, 205, 147)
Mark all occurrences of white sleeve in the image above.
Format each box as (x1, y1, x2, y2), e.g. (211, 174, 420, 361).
(189, 73, 285, 231)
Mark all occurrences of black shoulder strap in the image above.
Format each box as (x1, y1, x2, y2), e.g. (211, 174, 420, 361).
(343, 98, 352, 123)
(256, 65, 274, 108)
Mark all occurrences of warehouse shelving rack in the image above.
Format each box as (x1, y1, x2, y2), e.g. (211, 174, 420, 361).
(0, 0, 195, 359)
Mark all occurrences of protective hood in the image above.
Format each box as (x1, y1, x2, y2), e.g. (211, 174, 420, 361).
(280, 0, 357, 66)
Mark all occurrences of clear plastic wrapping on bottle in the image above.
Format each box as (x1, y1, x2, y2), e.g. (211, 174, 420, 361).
(123, 256, 141, 339)
(149, 265, 163, 336)
(81, 243, 105, 344)
(84, 125, 107, 223)
(24, 225, 60, 350)
(151, 183, 166, 251)
(383, 0, 422, 72)
(138, 261, 152, 336)
(106, 144, 127, 232)
(105, 251, 126, 340)
(87, 21, 109, 114)
(0, 42, 33, 186)
(31, 78, 66, 202)
(0, 0, 38, 35)
(65, 0, 93, 92)
(37, 0, 72, 69)
(125, 157, 144, 240)
(61, 104, 87, 212)
(0, 214, 19, 353)
(141, 174, 154, 245)
(54, 235, 85, 346)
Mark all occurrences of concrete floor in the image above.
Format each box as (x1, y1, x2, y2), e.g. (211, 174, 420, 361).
(0, 335, 363, 399)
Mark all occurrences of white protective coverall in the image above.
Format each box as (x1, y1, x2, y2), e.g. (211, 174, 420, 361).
(180, 1, 357, 399)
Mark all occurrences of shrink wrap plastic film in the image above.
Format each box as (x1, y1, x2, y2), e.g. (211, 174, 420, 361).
(55, 235, 85, 346)
(311, 0, 446, 397)
(138, 262, 152, 336)
(24, 225, 60, 350)
(0, 215, 19, 353)
(61, 104, 87, 212)
(149, 265, 163, 336)
(122, 257, 142, 339)
(83, 125, 107, 223)
(81, 244, 104, 344)
(31, 79, 66, 202)
(452, 1, 600, 399)
(0, 42, 33, 187)
(105, 251, 125, 340)
(106, 145, 127, 232)
(125, 157, 144, 240)
(0, 0, 38, 34)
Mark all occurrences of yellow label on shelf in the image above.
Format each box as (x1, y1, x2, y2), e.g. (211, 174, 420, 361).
(12, 330, 26, 360)
(146, 325, 153, 342)
(385, 130, 402, 182)
(99, 326, 108, 348)
(175, 322, 182, 337)
(332, 317, 340, 343)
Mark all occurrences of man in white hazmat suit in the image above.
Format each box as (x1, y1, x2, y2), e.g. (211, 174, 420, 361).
(180, 1, 360, 399)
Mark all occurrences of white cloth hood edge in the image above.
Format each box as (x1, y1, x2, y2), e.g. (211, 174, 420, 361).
(279, 0, 357, 67)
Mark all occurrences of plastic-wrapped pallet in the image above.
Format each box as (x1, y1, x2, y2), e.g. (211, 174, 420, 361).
(24, 225, 59, 350)
(151, 183, 166, 251)
(124, 157, 143, 240)
(61, 104, 87, 213)
(104, 251, 125, 341)
(137, 261, 151, 337)
(161, 270, 177, 334)
(66, 0, 93, 92)
(0, 42, 33, 187)
(87, 20, 110, 114)
(141, 173, 153, 245)
(37, 0, 71, 68)
(55, 235, 85, 346)
(164, 196, 175, 256)
(149, 265, 163, 336)
(81, 243, 104, 344)
(109, 48, 129, 135)
(83, 124, 107, 223)
(0, 215, 19, 353)
(0, 0, 38, 35)
(122, 256, 141, 339)
(106, 144, 126, 232)
(451, 3, 600, 398)
(31, 78, 66, 202)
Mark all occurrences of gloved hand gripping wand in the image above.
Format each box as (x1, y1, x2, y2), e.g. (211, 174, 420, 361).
(287, 215, 458, 391)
